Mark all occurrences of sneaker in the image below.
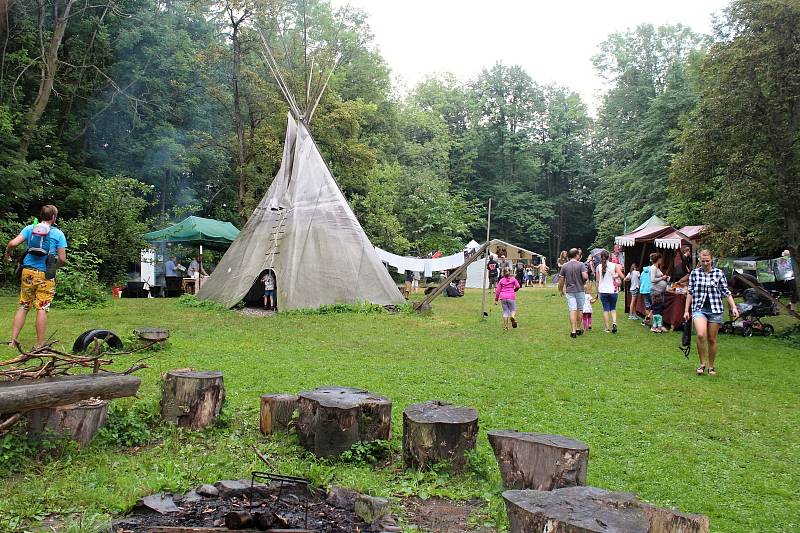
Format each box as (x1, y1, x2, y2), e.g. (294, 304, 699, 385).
(628, 315, 638, 320)
(576, 329, 583, 336)
(570, 332, 577, 339)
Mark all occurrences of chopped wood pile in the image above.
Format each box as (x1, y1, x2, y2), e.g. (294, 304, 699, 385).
(0, 330, 166, 435)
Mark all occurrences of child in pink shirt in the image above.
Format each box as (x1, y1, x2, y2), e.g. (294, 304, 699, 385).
(495, 268, 521, 331)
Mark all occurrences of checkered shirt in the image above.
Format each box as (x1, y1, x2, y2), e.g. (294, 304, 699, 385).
(688, 267, 731, 313)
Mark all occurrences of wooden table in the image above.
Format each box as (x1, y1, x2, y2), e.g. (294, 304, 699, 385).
(634, 290, 687, 329)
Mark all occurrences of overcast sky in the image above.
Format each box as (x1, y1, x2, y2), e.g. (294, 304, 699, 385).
(331, 0, 730, 114)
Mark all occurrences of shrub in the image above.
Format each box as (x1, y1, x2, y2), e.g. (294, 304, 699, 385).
(97, 401, 160, 448)
(52, 221, 108, 309)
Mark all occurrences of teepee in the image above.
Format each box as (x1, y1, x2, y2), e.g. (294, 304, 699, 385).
(197, 28, 403, 310)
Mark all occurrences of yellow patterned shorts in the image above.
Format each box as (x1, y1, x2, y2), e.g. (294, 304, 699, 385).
(19, 268, 56, 312)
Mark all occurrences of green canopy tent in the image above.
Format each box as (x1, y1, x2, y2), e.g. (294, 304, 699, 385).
(144, 216, 239, 248)
(144, 217, 240, 295)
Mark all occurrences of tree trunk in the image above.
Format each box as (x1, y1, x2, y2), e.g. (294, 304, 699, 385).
(503, 487, 709, 533)
(259, 393, 298, 434)
(227, 7, 249, 223)
(19, 0, 77, 158)
(402, 400, 478, 472)
(488, 430, 588, 490)
(27, 399, 108, 447)
(296, 386, 391, 458)
(0, 374, 140, 414)
(161, 370, 224, 429)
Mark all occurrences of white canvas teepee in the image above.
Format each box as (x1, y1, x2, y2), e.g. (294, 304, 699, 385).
(198, 114, 404, 310)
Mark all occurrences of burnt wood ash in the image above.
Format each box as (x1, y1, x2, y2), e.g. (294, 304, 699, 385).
(113, 480, 378, 533)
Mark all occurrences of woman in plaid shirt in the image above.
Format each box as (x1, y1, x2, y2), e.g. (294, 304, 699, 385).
(683, 250, 739, 376)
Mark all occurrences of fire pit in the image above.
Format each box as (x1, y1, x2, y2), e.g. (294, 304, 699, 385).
(112, 472, 396, 533)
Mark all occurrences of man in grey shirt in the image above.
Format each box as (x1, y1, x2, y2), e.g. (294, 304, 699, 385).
(558, 248, 589, 338)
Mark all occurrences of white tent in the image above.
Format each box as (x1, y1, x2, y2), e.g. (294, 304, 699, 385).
(197, 28, 403, 310)
(465, 240, 545, 289)
(197, 115, 404, 310)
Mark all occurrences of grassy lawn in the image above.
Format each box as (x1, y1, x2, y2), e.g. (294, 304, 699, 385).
(0, 288, 798, 532)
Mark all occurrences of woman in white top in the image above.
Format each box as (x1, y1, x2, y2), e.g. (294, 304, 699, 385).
(595, 250, 625, 333)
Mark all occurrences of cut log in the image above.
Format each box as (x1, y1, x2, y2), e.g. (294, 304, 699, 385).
(296, 386, 391, 457)
(488, 430, 588, 490)
(402, 400, 478, 472)
(259, 393, 298, 434)
(27, 399, 108, 447)
(134, 327, 170, 341)
(224, 511, 253, 529)
(161, 370, 224, 429)
(0, 374, 140, 415)
(503, 487, 710, 533)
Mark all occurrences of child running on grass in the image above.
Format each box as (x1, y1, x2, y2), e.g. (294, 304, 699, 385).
(495, 267, 521, 332)
(583, 288, 597, 331)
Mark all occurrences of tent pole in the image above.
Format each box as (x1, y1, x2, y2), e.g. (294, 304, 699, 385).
(480, 198, 492, 320)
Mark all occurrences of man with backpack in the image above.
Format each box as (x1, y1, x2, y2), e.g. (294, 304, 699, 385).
(4, 205, 68, 348)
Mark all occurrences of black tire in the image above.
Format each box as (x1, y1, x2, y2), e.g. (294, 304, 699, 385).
(742, 325, 753, 338)
(762, 324, 774, 337)
(72, 329, 123, 353)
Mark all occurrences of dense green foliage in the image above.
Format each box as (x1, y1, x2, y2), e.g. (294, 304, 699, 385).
(2, 0, 796, 275)
(0, 292, 797, 531)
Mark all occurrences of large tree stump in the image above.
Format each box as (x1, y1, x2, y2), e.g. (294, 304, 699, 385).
(296, 386, 391, 457)
(27, 399, 108, 447)
(402, 400, 478, 471)
(260, 393, 299, 434)
(161, 370, 224, 429)
(503, 487, 709, 533)
(488, 430, 588, 490)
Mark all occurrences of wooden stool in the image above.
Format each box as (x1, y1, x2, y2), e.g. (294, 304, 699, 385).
(402, 400, 478, 472)
(488, 430, 588, 490)
(161, 370, 224, 429)
(259, 393, 299, 434)
(27, 399, 109, 447)
(296, 386, 391, 457)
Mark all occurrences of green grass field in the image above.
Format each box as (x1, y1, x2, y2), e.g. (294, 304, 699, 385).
(1, 288, 798, 532)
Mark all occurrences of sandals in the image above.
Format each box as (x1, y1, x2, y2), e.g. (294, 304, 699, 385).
(708, 367, 717, 376)
(696, 365, 706, 375)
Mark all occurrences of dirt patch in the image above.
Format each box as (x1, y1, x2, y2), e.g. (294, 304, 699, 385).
(399, 497, 495, 533)
(237, 307, 277, 317)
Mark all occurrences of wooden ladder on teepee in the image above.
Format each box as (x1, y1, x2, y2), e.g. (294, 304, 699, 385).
(264, 209, 289, 265)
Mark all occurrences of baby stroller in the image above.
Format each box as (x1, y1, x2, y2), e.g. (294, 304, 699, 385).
(721, 287, 780, 337)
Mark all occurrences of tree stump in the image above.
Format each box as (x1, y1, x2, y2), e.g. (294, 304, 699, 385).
(27, 398, 108, 447)
(260, 393, 299, 434)
(503, 487, 709, 533)
(402, 400, 478, 471)
(161, 370, 224, 429)
(488, 430, 588, 490)
(296, 386, 391, 457)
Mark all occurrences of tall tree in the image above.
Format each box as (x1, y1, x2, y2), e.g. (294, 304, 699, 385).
(592, 24, 706, 245)
(672, 0, 800, 295)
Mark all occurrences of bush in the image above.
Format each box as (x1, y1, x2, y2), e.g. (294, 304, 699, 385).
(97, 401, 160, 448)
(53, 221, 108, 309)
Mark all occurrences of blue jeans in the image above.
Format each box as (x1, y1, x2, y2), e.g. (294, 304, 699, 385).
(692, 309, 724, 324)
(599, 293, 618, 312)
